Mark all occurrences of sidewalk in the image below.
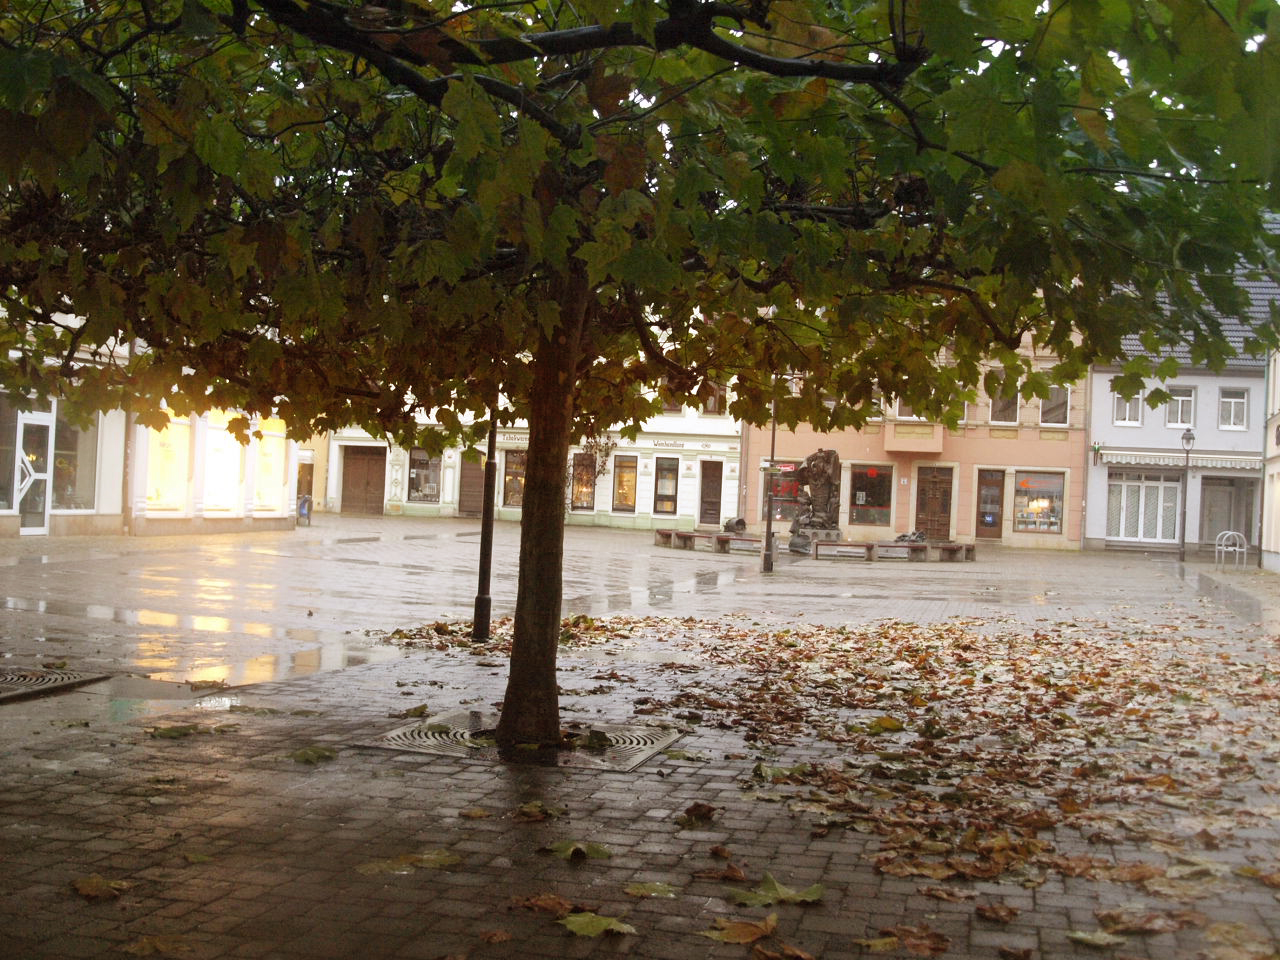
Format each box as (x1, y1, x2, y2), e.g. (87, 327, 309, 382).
(1, 522, 1277, 959)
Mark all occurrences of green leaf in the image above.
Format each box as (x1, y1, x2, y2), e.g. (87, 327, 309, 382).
(727, 872, 824, 907)
(290, 746, 337, 764)
(558, 912, 636, 937)
(542, 840, 611, 861)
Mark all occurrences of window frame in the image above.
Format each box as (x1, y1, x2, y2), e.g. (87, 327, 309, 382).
(1040, 386, 1069, 427)
(502, 450, 527, 507)
(989, 392, 1019, 425)
(1219, 387, 1247, 430)
(653, 456, 679, 514)
(1012, 471, 1065, 534)
(570, 452, 596, 510)
(1164, 386, 1194, 428)
(848, 464, 893, 526)
(611, 454, 638, 512)
(407, 448, 442, 503)
(1113, 392, 1142, 426)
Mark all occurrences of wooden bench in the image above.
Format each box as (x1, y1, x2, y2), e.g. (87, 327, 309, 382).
(715, 534, 762, 553)
(937, 542, 976, 562)
(875, 541, 928, 561)
(654, 528, 676, 547)
(671, 530, 719, 550)
(811, 540, 877, 561)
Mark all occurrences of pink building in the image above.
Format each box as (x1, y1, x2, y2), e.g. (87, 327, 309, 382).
(739, 387, 1087, 549)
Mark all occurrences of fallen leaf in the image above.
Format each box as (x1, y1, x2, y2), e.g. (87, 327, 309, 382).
(72, 874, 130, 900)
(976, 903, 1020, 924)
(753, 942, 817, 960)
(149, 724, 200, 739)
(477, 930, 511, 943)
(710, 844, 732, 859)
(997, 948, 1032, 960)
(880, 925, 950, 956)
(727, 872, 824, 907)
(458, 808, 491, 819)
(676, 801, 719, 827)
(1067, 930, 1128, 948)
(513, 800, 566, 822)
(355, 849, 461, 875)
(700, 913, 778, 944)
(542, 840, 611, 861)
(852, 935, 899, 952)
(694, 862, 748, 882)
(1095, 906, 1195, 934)
(290, 745, 337, 764)
(917, 885, 977, 902)
(515, 893, 576, 918)
(558, 912, 635, 937)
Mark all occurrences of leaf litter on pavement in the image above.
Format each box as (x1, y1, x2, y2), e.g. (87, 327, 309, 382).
(379, 611, 1280, 956)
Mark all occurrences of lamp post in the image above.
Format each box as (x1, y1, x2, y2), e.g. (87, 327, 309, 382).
(762, 402, 778, 573)
(1178, 428, 1195, 562)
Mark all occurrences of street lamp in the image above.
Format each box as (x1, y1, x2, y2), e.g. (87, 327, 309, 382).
(1178, 428, 1195, 562)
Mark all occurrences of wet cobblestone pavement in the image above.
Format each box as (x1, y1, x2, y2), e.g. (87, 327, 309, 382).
(1, 516, 1278, 959)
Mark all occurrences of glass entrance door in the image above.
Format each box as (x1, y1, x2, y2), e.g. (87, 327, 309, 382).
(17, 417, 52, 534)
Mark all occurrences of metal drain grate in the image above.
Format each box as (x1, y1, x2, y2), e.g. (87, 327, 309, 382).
(0, 666, 110, 703)
(362, 709, 683, 772)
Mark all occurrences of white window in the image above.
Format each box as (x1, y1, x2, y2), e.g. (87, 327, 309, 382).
(896, 399, 923, 420)
(1106, 471, 1180, 543)
(1165, 387, 1194, 428)
(989, 392, 1018, 424)
(1219, 388, 1247, 430)
(1113, 392, 1142, 426)
(1040, 386, 1069, 426)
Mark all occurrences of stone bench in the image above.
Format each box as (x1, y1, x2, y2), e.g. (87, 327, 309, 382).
(937, 542, 976, 561)
(875, 541, 928, 561)
(811, 540, 877, 561)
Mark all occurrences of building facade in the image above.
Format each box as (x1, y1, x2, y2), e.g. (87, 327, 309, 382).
(1085, 366, 1264, 554)
(740, 380, 1088, 548)
(0, 393, 299, 537)
(317, 396, 742, 531)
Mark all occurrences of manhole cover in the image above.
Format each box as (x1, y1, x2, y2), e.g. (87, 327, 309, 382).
(362, 709, 683, 772)
(0, 666, 110, 703)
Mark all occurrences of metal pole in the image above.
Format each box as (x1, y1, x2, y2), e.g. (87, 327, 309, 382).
(472, 416, 498, 639)
(762, 407, 777, 573)
(1179, 444, 1190, 563)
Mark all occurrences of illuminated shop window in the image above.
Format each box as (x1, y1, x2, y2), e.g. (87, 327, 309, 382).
(1013, 471, 1064, 533)
(203, 410, 244, 512)
(612, 455, 637, 512)
(146, 412, 192, 510)
(253, 418, 287, 511)
(503, 451, 527, 507)
(570, 452, 596, 510)
(767, 462, 802, 522)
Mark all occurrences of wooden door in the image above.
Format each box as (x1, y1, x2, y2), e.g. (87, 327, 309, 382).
(914, 466, 953, 540)
(975, 469, 1004, 539)
(457, 456, 485, 517)
(340, 446, 386, 515)
(699, 461, 722, 526)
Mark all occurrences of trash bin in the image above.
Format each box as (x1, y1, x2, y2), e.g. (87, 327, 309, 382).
(296, 494, 313, 526)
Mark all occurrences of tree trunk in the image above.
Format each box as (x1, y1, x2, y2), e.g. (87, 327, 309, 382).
(495, 283, 586, 747)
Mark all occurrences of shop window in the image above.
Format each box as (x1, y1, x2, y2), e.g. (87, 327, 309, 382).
(146, 412, 192, 510)
(612, 455, 637, 511)
(654, 457, 679, 514)
(203, 410, 244, 512)
(253, 418, 287, 511)
(52, 410, 98, 510)
(1219, 388, 1247, 429)
(849, 465, 892, 525)
(408, 449, 442, 502)
(1041, 386, 1069, 426)
(702, 383, 728, 415)
(570, 452, 596, 510)
(1165, 387, 1194, 428)
(1113, 392, 1141, 425)
(989, 392, 1018, 424)
(1013, 471, 1064, 533)
(503, 451, 527, 507)
(766, 462, 802, 522)
(0, 395, 18, 509)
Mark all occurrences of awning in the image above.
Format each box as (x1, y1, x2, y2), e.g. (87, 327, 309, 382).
(1099, 449, 1261, 471)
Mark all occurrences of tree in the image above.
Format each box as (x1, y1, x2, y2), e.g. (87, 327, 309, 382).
(2, 0, 1277, 746)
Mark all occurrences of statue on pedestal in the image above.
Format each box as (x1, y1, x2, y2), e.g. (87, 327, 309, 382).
(788, 448, 841, 553)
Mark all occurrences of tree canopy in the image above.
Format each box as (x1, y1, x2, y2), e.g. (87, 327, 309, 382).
(2, 0, 1278, 742)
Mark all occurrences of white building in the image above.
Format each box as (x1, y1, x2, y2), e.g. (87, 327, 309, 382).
(0, 394, 298, 537)
(1085, 318, 1267, 554)
(317, 390, 743, 531)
